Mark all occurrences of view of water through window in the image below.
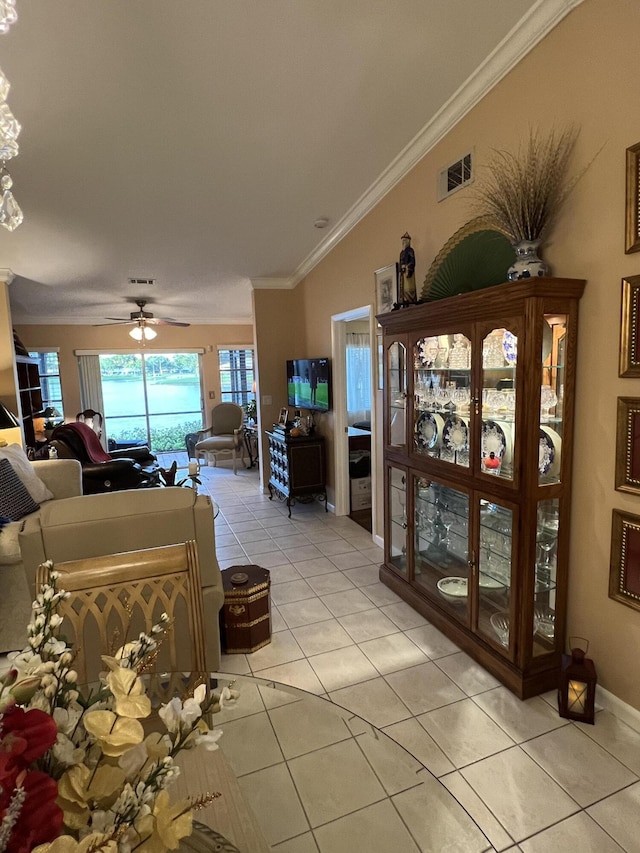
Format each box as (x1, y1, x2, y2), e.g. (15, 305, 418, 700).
(99, 353, 203, 451)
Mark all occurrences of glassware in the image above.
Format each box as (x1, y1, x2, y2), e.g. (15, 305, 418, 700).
(540, 385, 558, 420)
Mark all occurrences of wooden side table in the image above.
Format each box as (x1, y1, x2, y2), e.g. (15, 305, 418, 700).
(219, 565, 271, 654)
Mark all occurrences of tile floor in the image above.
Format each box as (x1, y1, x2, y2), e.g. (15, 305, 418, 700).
(164, 456, 640, 852)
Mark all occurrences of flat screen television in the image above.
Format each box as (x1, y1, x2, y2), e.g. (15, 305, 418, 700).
(287, 357, 331, 412)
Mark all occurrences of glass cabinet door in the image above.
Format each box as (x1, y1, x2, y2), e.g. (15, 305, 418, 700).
(388, 342, 407, 448)
(480, 326, 517, 482)
(414, 477, 470, 622)
(477, 499, 514, 651)
(539, 314, 567, 485)
(533, 497, 559, 656)
(388, 466, 407, 575)
(413, 333, 471, 468)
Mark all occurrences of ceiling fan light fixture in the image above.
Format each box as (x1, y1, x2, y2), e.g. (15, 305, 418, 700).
(129, 323, 157, 341)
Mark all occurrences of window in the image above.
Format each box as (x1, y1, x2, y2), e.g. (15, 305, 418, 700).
(29, 350, 63, 416)
(218, 348, 254, 408)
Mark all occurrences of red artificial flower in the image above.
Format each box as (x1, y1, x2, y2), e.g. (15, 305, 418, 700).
(0, 707, 62, 852)
(2, 769, 63, 853)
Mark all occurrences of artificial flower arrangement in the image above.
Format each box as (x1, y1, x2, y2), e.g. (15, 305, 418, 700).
(0, 561, 238, 853)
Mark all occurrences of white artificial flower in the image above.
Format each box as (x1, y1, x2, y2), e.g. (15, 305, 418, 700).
(52, 732, 85, 766)
(193, 683, 207, 705)
(53, 704, 82, 735)
(158, 697, 182, 733)
(179, 695, 203, 726)
(194, 727, 223, 751)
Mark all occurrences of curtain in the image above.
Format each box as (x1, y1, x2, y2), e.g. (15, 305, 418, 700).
(346, 333, 371, 426)
(77, 354, 106, 448)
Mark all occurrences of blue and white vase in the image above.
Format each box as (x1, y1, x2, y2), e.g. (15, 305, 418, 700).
(507, 240, 549, 281)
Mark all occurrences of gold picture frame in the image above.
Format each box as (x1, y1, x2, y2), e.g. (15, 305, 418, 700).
(619, 276, 640, 377)
(626, 142, 640, 254)
(615, 397, 640, 494)
(375, 263, 398, 317)
(609, 508, 640, 612)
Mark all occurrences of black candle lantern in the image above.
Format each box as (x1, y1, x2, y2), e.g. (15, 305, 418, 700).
(558, 638, 597, 724)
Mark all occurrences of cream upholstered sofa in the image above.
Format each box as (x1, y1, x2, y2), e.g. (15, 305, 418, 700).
(19, 487, 224, 671)
(0, 459, 83, 653)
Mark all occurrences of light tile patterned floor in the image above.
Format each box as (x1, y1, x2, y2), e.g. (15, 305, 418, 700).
(161, 455, 640, 853)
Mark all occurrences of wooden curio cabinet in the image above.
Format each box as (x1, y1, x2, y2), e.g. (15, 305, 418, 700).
(378, 278, 585, 698)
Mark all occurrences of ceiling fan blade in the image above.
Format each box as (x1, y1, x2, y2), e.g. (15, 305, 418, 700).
(94, 319, 136, 326)
(146, 317, 191, 327)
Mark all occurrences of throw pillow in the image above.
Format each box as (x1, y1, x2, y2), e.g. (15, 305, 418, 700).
(0, 519, 23, 565)
(0, 442, 54, 503)
(0, 458, 40, 520)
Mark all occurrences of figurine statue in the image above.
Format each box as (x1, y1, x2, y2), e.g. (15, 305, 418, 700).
(398, 232, 417, 303)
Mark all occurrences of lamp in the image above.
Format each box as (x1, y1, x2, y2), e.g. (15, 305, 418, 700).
(558, 638, 597, 724)
(0, 400, 21, 446)
(129, 323, 157, 341)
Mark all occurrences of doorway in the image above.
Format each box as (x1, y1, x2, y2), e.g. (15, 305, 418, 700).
(331, 306, 378, 538)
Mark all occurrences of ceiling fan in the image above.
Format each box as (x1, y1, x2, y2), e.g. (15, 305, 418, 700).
(97, 300, 190, 341)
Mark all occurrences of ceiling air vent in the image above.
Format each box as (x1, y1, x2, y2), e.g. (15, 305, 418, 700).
(128, 277, 156, 287)
(438, 151, 473, 201)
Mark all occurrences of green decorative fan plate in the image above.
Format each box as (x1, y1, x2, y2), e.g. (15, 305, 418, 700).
(421, 220, 515, 302)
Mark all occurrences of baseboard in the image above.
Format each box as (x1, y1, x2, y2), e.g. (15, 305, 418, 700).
(597, 685, 640, 734)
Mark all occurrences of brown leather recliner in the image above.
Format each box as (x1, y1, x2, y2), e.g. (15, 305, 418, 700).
(50, 422, 159, 494)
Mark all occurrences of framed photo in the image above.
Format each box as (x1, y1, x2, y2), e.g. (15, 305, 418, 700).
(615, 397, 640, 494)
(619, 276, 640, 377)
(626, 142, 640, 254)
(375, 263, 398, 316)
(610, 508, 640, 612)
(278, 407, 289, 426)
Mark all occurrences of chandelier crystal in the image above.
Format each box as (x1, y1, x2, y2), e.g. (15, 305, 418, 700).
(0, 168, 22, 231)
(0, 0, 17, 34)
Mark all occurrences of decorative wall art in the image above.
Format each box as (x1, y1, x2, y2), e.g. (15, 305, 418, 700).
(619, 276, 640, 377)
(615, 397, 640, 494)
(375, 263, 398, 316)
(609, 508, 640, 612)
(625, 141, 640, 254)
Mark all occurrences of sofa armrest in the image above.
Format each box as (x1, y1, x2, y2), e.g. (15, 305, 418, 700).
(31, 459, 83, 499)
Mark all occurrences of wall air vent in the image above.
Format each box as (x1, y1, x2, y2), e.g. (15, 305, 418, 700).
(128, 277, 156, 286)
(438, 151, 473, 201)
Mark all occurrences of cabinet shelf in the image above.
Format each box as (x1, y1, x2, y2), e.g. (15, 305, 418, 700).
(379, 277, 585, 699)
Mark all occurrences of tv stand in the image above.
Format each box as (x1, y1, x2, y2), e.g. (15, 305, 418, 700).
(266, 431, 327, 517)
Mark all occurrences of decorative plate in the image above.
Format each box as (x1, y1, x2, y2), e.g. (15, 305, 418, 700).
(539, 426, 562, 477)
(437, 577, 468, 599)
(442, 416, 469, 453)
(481, 421, 506, 459)
(502, 330, 518, 365)
(538, 430, 554, 475)
(417, 336, 439, 367)
(415, 411, 443, 450)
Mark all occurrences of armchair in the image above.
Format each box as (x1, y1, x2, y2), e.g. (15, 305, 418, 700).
(50, 422, 159, 494)
(195, 402, 244, 474)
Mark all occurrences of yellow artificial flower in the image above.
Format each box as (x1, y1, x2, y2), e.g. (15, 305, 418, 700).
(136, 790, 193, 853)
(32, 833, 117, 853)
(57, 764, 91, 807)
(84, 709, 144, 757)
(106, 668, 151, 719)
(88, 763, 127, 805)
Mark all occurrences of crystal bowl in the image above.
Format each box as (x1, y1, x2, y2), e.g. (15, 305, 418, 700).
(534, 604, 555, 639)
(490, 612, 510, 647)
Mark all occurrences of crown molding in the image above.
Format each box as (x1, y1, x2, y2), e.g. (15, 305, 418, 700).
(291, 0, 584, 286)
(14, 314, 253, 326)
(0, 269, 15, 286)
(251, 277, 295, 290)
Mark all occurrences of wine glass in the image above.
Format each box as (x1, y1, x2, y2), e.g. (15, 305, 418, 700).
(540, 385, 558, 420)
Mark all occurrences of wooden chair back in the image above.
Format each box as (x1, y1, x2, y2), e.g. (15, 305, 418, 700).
(35, 541, 207, 683)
